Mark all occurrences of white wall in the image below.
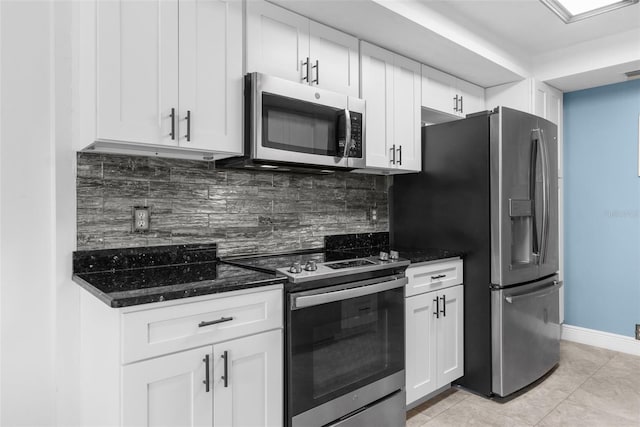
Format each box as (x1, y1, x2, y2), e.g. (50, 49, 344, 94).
(0, 1, 78, 425)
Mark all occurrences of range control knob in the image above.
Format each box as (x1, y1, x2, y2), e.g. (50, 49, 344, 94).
(289, 262, 302, 274)
(304, 260, 317, 271)
(379, 251, 389, 261)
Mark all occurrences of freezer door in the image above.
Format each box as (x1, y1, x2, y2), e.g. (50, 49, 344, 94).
(491, 276, 561, 397)
(490, 107, 558, 286)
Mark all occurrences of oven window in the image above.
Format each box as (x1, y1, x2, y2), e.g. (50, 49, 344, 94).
(262, 93, 340, 156)
(288, 286, 404, 417)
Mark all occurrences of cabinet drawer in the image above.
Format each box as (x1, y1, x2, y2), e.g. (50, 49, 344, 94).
(122, 288, 282, 364)
(406, 259, 463, 297)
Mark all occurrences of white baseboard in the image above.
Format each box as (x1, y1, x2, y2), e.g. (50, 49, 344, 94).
(562, 324, 640, 356)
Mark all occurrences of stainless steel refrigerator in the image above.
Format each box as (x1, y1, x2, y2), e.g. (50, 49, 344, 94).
(391, 106, 562, 397)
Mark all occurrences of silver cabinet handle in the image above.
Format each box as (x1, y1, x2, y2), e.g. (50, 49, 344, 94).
(170, 108, 176, 140)
(202, 354, 210, 392)
(433, 297, 439, 318)
(397, 146, 402, 165)
(390, 144, 396, 164)
(312, 59, 319, 84)
(440, 295, 446, 317)
(184, 110, 191, 142)
(302, 57, 310, 83)
(431, 274, 446, 280)
(453, 95, 458, 112)
(459, 96, 464, 114)
(198, 316, 233, 327)
(220, 350, 228, 388)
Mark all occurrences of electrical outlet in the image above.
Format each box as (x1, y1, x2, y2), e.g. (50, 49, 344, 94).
(636, 324, 640, 340)
(367, 207, 378, 223)
(133, 206, 150, 232)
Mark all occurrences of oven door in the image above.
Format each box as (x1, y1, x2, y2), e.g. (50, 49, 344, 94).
(250, 72, 365, 169)
(287, 276, 406, 427)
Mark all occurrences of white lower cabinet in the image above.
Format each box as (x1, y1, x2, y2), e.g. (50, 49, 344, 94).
(123, 346, 213, 427)
(121, 330, 282, 427)
(80, 285, 283, 427)
(405, 261, 464, 407)
(212, 330, 283, 427)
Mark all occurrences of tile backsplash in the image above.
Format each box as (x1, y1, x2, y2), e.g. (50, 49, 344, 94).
(77, 153, 389, 256)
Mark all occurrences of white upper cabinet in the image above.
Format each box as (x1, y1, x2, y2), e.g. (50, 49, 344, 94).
(178, 0, 243, 154)
(360, 43, 394, 170)
(485, 78, 563, 176)
(95, 0, 242, 157)
(457, 78, 486, 117)
(393, 55, 422, 171)
(245, 0, 309, 83)
(246, 0, 359, 97)
(421, 65, 457, 115)
(422, 64, 485, 119)
(360, 42, 421, 173)
(97, 0, 179, 145)
(485, 79, 562, 125)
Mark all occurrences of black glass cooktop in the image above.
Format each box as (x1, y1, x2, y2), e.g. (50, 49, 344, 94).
(325, 259, 376, 269)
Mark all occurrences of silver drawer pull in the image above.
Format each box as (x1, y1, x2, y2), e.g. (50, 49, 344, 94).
(431, 274, 446, 280)
(198, 316, 234, 327)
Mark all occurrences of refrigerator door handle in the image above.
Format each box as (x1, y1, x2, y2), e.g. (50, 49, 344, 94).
(538, 129, 551, 264)
(529, 130, 541, 262)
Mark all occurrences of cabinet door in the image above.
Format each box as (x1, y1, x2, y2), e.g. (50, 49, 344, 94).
(436, 285, 464, 386)
(213, 330, 283, 427)
(96, 0, 179, 145)
(246, 0, 309, 84)
(178, 0, 242, 154)
(393, 55, 422, 172)
(309, 21, 359, 97)
(122, 346, 212, 427)
(457, 79, 485, 117)
(421, 64, 457, 115)
(360, 42, 395, 169)
(405, 292, 438, 405)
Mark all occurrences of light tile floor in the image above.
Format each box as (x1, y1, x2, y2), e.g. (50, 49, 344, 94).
(406, 340, 640, 426)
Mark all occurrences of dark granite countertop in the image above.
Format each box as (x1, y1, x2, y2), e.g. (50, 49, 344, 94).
(394, 248, 464, 264)
(72, 244, 285, 308)
(324, 233, 464, 264)
(72, 236, 463, 308)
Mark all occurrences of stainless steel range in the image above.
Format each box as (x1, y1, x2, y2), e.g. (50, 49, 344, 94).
(225, 250, 409, 427)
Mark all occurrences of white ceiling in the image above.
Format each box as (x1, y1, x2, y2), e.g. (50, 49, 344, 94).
(421, 0, 640, 60)
(269, 0, 640, 91)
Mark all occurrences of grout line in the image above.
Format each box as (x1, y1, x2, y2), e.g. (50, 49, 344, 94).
(534, 347, 617, 426)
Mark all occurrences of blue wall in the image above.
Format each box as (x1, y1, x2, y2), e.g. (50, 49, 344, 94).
(564, 79, 640, 337)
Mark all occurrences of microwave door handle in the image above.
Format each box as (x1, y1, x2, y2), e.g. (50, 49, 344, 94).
(343, 108, 352, 158)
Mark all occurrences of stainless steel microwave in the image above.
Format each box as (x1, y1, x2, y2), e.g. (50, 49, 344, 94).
(218, 72, 366, 173)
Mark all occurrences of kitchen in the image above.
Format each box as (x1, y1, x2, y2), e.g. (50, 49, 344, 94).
(1, 0, 639, 426)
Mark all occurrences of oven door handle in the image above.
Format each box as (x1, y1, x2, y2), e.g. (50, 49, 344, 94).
(291, 277, 407, 310)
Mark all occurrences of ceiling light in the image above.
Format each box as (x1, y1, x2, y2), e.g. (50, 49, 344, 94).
(540, 0, 639, 23)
